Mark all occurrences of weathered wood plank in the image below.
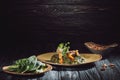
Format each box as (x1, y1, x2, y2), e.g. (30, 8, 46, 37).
(41, 70, 59, 80)
(84, 68, 101, 80)
(6, 0, 120, 5)
(8, 4, 118, 16)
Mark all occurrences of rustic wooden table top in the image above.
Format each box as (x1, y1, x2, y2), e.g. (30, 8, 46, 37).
(0, 47, 120, 80)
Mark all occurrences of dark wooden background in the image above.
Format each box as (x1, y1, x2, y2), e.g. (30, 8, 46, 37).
(1, 0, 120, 56)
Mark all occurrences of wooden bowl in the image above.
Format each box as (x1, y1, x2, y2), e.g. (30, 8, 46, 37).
(84, 42, 118, 55)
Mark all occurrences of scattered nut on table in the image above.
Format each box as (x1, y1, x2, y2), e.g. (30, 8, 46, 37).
(100, 67, 106, 71)
(109, 63, 115, 68)
(100, 63, 115, 71)
(102, 64, 107, 68)
(100, 64, 107, 71)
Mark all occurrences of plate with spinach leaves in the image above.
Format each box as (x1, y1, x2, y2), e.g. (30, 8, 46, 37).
(2, 55, 52, 76)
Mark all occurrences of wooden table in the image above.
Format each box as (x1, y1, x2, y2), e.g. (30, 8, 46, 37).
(0, 47, 120, 80)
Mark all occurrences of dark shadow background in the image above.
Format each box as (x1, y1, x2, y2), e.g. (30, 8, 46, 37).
(1, 0, 120, 57)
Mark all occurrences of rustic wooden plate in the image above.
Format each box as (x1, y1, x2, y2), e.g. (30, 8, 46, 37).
(37, 52, 102, 66)
(84, 42, 118, 55)
(2, 64, 52, 76)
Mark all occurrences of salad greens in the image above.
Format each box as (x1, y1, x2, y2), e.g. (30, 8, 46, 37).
(57, 42, 70, 56)
(7, 55, 47, 73)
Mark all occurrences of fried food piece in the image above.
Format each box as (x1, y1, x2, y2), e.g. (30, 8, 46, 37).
(67, 50, 80, 61)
